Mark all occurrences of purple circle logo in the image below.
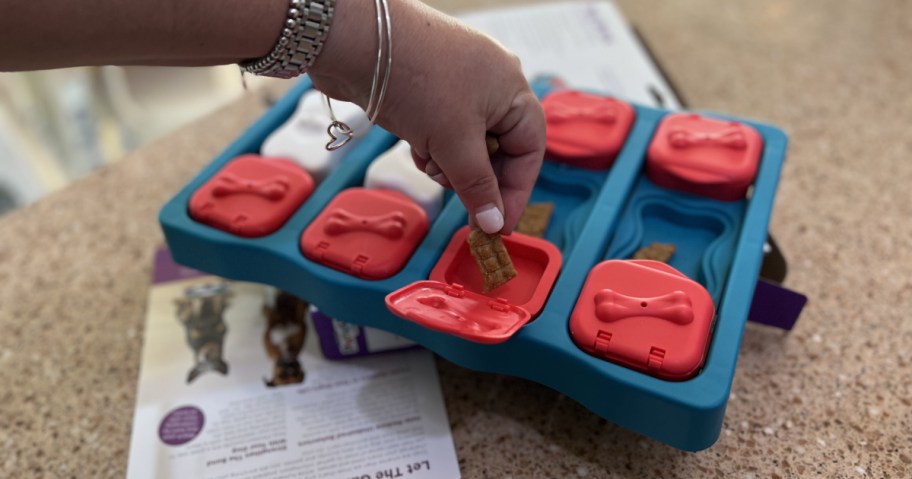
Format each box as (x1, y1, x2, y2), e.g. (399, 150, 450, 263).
(159, 406, 205, 446)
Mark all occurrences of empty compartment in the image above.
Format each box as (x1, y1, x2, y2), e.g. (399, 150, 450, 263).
(300, 188, 429, 280)
(188, 154, 315, 238)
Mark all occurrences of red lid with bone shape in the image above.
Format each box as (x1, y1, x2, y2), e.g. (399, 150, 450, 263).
(386, 281, 532, 344)
(189, 154, 315, 238)
(542, 90, 636, 170)
(300, 187, 429, 280)
(569, 259, 715, 381)
(646, 113, 763, 201)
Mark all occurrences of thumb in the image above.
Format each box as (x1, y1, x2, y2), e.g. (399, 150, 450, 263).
(431, 133, 505, 234)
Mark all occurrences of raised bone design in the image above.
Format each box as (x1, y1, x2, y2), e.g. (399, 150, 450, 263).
(667, 125, 747, 150)
(211, 173, 290, 200)
(594, 289, 694, 325)
(545, 102, 618, 123)
(323, 209, 407, 239)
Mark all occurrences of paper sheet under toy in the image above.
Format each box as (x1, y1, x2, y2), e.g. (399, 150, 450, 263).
(126, 250, 459, 479)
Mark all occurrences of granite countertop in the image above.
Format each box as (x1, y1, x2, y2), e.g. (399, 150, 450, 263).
(1, 1, 910, 478)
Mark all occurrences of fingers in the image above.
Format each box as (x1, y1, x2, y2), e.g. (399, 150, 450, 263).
(410, 146, 429, 173)
(489, 93, 547, 232)
(411, 147, 451, 187)
(411, 93, 545, 234)
(429, 130, 506, 234)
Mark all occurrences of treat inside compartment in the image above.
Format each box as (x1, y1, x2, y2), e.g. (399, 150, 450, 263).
(604, 177, 743, 303)
(529, 161, 608, 251)
(429, 226, 561, 317)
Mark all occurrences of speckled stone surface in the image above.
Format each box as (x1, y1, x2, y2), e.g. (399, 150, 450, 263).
(2, 1, 911, 478)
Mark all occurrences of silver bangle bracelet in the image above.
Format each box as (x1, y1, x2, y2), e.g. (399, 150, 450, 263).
(240, 0, 336, 79)
(323, 0, 392, 151)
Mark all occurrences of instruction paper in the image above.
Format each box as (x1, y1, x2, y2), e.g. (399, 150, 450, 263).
(126, 250, 459, 479)
(459, 1, 682, 108)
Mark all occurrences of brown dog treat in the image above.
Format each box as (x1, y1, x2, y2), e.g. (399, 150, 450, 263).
(485, 134, 500, 156)
(467, 228, 517, 292)
(516, 202, 555, 238)
(632, 242, 677, 263)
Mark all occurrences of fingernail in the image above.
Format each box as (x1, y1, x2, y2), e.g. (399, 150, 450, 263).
(475, 204, 504, 234)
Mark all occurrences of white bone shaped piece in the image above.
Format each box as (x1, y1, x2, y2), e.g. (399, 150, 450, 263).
(261, 90, 371, 182)
(364, 140, 444, 221)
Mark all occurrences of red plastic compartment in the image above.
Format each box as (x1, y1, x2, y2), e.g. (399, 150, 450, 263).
(646, 113, 763, 201)
(569, 260, 715, 381)
(542, 90, 636, 170)
(300, 188, 429, 280)
(430, 226, 561, 317)
(188, 154, 315, 238)
(386, 282, 532, 344)
(385, 226, 562, 343)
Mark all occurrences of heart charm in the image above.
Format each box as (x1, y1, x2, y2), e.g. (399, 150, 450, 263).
(325, 121, 354, 151)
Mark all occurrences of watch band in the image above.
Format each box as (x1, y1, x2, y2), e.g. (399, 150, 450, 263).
(239, 0, 336, 79)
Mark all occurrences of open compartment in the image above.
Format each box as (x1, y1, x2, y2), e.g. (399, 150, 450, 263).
(604, 177, 743, 302)
(527, 162, 609, 251)
(386, 226, 562, 343)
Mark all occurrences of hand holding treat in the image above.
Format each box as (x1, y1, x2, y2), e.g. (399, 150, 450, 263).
(311, 0, 545, 236)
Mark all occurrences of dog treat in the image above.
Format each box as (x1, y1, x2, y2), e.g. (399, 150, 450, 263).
(516, 202, 555, 238)
(633, 242, 677, 263)
(468, 228, 517, 292)
(485, 134, 500, 156)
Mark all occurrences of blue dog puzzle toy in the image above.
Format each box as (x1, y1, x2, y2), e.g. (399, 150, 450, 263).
(160, 77, 788, 451)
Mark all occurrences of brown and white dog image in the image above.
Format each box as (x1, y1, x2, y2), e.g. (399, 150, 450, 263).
(262, 291, 308, 387)
(174, 283, 232, 383)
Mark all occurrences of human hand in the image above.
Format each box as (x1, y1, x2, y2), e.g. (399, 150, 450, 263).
(309, 0, 545, 234)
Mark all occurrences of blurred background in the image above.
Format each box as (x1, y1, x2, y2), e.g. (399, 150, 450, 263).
(0, 67, 282, 216)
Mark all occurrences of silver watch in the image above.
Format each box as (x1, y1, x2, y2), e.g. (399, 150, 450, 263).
(240, 0, 336, 79)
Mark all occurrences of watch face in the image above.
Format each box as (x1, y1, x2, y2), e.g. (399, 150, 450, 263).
(542, 90, 636, 170)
